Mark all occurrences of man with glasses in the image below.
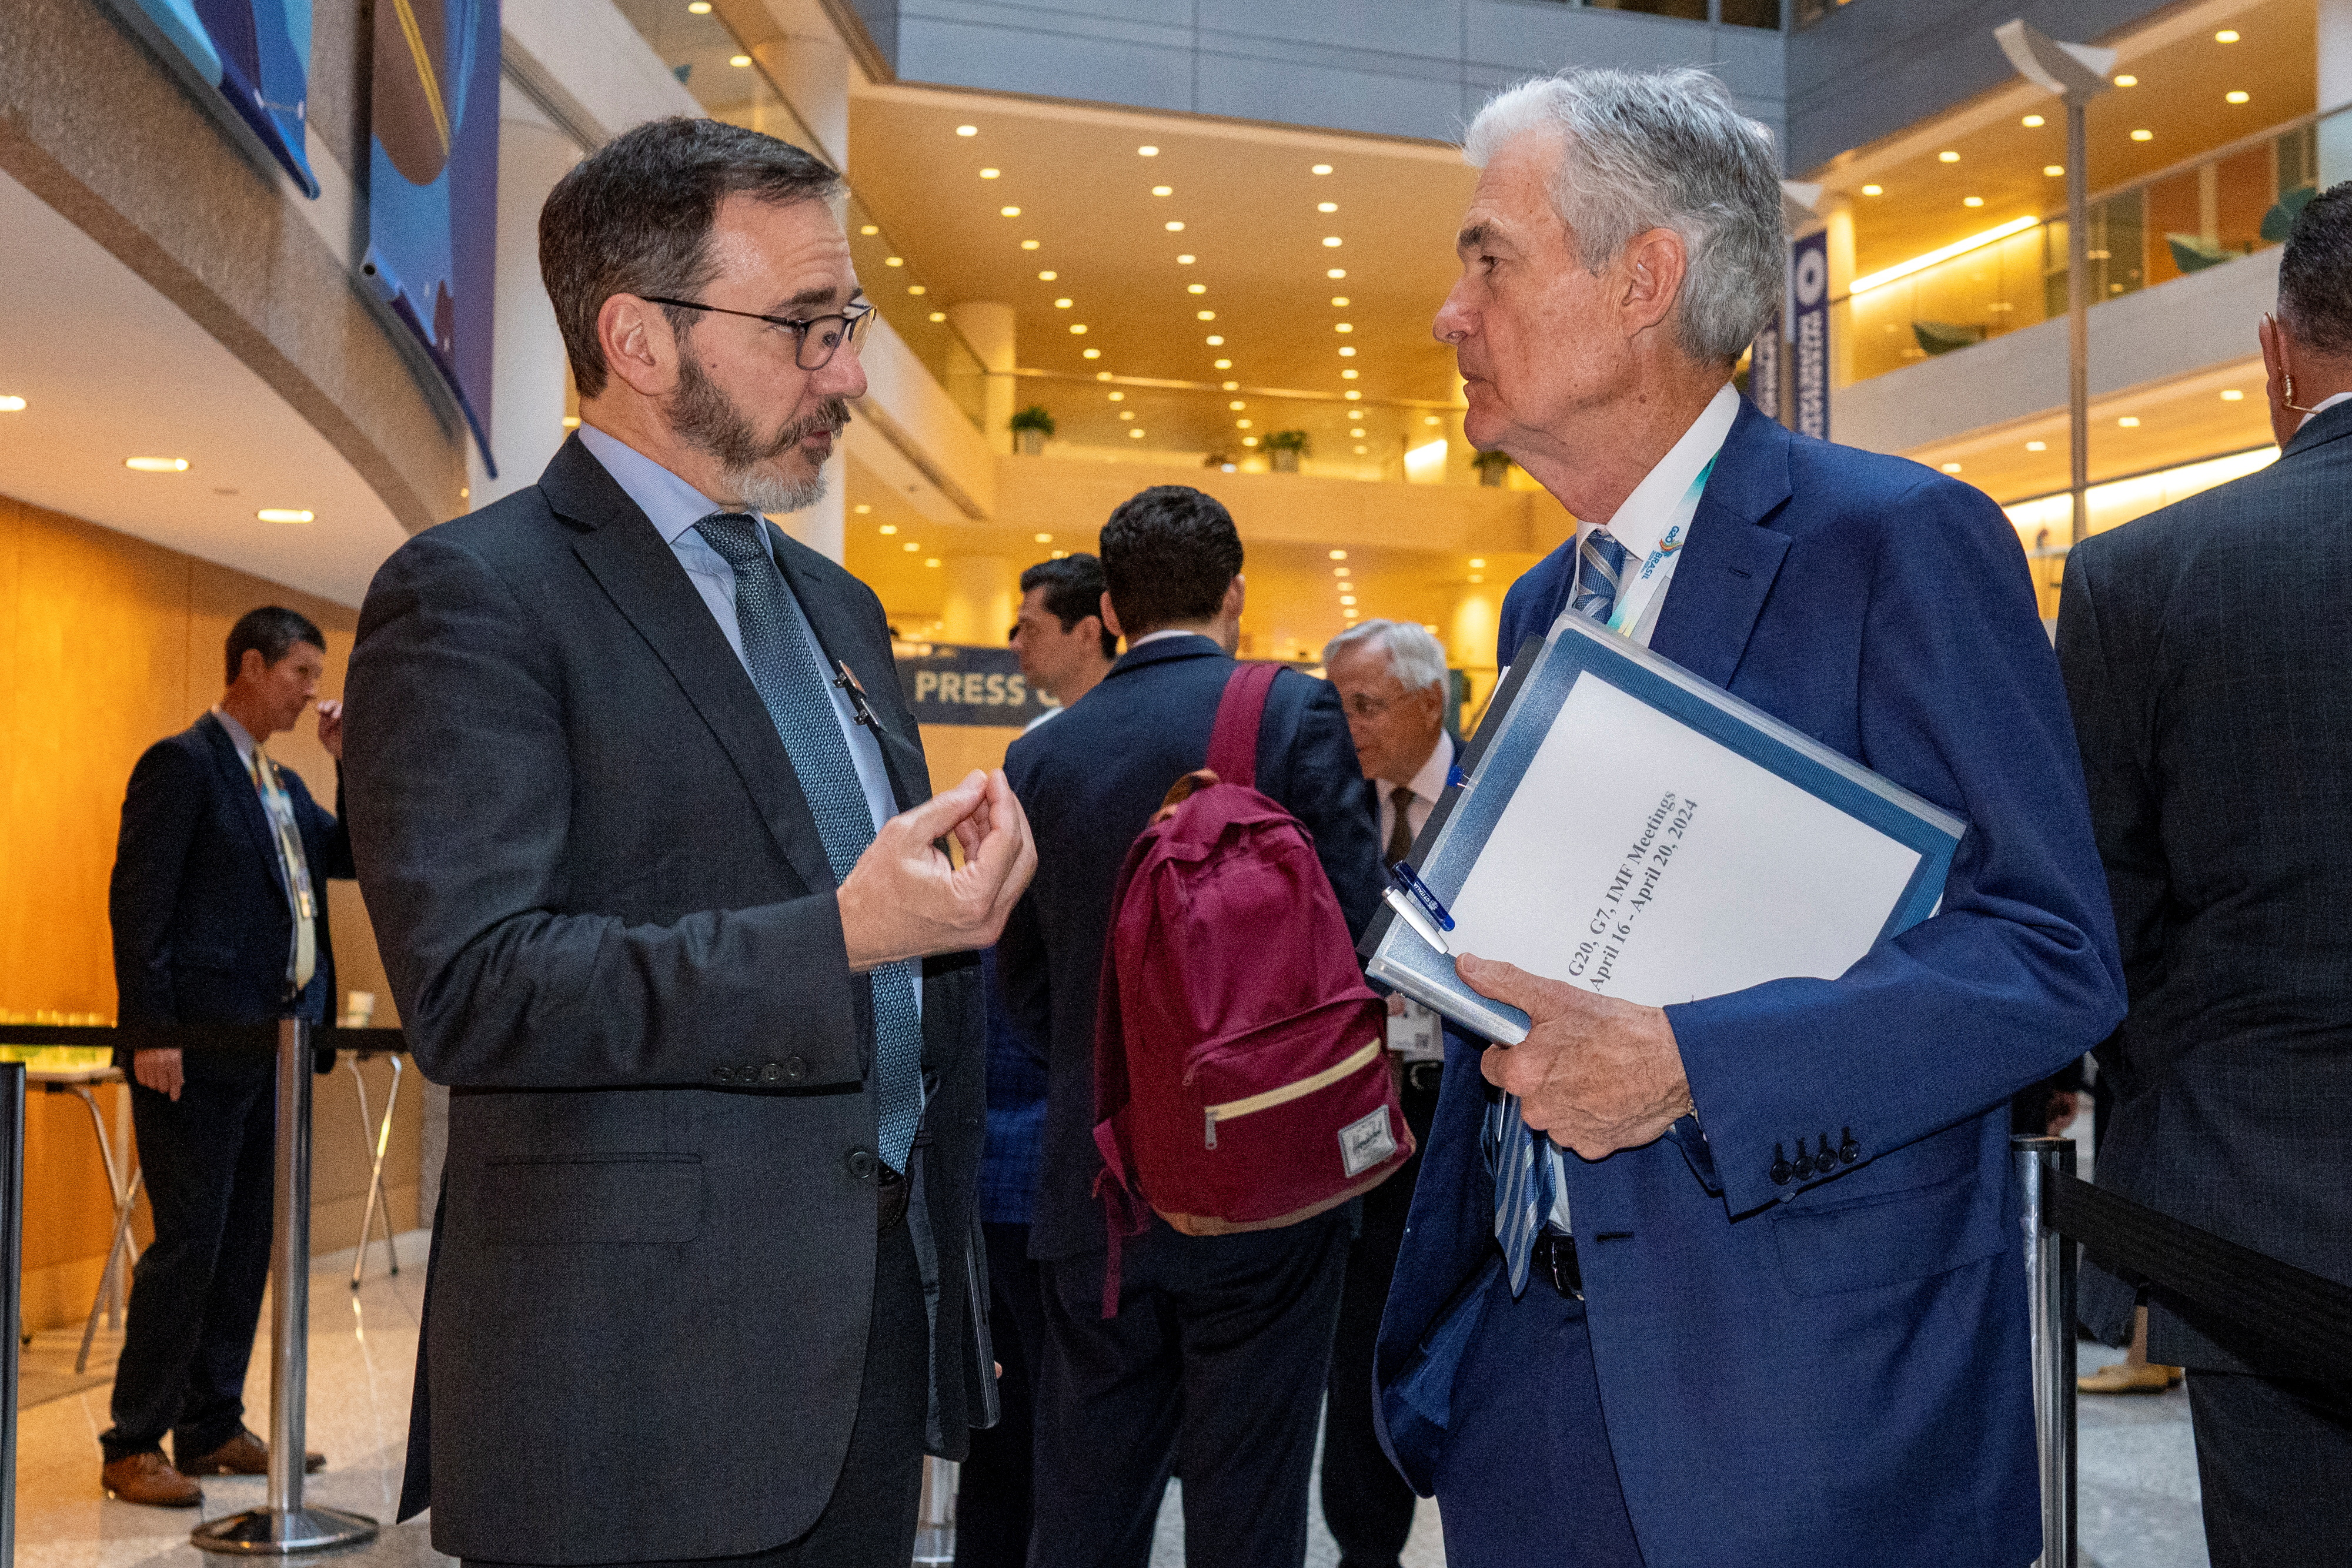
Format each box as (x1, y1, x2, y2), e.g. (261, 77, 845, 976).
(345, 118, 1035, 1568)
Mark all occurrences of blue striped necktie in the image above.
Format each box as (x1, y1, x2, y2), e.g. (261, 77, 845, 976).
(696, 513, 925, 1174)
(1489, 526, 1631, 1293)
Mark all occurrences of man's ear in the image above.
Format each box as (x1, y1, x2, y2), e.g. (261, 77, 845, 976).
(1098, 590, 1125, 641)
(1221, 574, 1247, 621)
(1619, 228, 1689, 341)
(597, 294, 683, 398)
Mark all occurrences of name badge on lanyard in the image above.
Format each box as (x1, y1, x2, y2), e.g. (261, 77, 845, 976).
(1603, 453, 1719, 641)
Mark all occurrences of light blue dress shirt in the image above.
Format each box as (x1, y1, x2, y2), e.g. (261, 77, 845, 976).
(575, 426, 907, 900)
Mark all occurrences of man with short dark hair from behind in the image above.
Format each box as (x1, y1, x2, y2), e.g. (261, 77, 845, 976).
(955, 547, 1118, 1568)
(994, 485, 1385, 1568)
(344, 116, 1033, 1568)
(101, 606, 350, 1507)
(2060, 180, 2352, 1568)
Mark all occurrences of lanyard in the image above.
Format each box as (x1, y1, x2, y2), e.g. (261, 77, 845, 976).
(1603, 453, 1719, 640)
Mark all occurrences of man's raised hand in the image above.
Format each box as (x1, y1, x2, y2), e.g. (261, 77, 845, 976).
(837, 769, 1037, 971)
(1456, 952, 1694, 1161)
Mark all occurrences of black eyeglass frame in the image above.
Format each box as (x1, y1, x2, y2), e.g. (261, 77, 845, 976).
(641, 295, 876, 370)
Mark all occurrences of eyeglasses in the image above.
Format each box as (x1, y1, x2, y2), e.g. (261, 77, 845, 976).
(642, 296, 876, 371)
(1339, 690, 1402, 720)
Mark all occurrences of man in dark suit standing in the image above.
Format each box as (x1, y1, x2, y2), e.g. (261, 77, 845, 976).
(1316, 618, 1454, 1568)
(995, 486, 1385, 1568)
(2059, 185, 2352, 1568)
(343, 119, 1034, 1568)
(102, 606, 350, 1507)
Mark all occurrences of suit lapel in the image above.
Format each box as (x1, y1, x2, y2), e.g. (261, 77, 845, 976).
(201, 715, 290, 915)
(771, 529, 931, 812)
(1648, 401, 1794, 688)
(550, 443, 837, 895)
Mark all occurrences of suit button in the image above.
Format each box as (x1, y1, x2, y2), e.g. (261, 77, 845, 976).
(714, 1065, 734, 1084)
(1770, 1144, 1792, 1186)
(846, 1149, 877, 1181)
(1839, 1128, 1861, 1165)
(1791, 1138, 1816, 1181)
(783, 1055, 808, 1084)
(761, 1061, 781, 1084)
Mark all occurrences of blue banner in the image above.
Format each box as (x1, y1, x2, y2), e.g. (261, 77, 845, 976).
(896, 644, 1057, 728)
(106, 0, 320, 196)
(1749, 306, 1781, 423)
(1791, 230, 1829, 442)
(365, 0, 500, 473)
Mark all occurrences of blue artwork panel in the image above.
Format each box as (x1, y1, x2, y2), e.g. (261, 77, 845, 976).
(113, 0, 320, 196)
(365, 0, 501, 473)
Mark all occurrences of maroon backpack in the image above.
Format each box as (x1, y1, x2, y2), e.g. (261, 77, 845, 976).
(1090, 662, 1413, 1315)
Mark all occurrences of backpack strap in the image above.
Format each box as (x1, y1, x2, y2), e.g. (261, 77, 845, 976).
(1204, 662, 1281, 792)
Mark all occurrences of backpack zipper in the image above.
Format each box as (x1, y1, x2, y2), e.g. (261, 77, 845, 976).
(1202, 1038, 1384, 1148)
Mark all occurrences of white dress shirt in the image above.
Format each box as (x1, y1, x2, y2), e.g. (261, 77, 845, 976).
(1377, 730, 1456, 856)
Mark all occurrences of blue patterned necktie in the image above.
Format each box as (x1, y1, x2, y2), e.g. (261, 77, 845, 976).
(1489, 526, 1632, 1293)
(697, 513, 925, 1174)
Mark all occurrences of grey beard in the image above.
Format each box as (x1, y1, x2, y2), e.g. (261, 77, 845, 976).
(669, 345, 843, 516)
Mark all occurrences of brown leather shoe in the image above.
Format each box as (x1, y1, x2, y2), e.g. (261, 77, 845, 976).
(102, 1451, 203, 1508)
(176, 1427, 326, 1476)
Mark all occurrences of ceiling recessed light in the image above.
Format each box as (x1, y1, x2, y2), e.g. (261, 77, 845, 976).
(1330, 296, 1350, 307)
(1054, 297, 1073, 308)
(1038, 269, 1057, 280)
(2114, 74, 2137, 86)
(2221, 388, 2245, 401)
(2216, 28, 2240, 42)
(926, 557, 942, 566)
(1938, 150, 1960, 163)
(1228, 400, 1245, 410)
(1118, 410, 1134, 421)
(1035, 532, 1053, 543)
(2130, 129, 2153, 141)
(1344, 390, 1362, 400)
(957, 124, 978, 136)
(1083, 348, 1101, 359)
(1311, 163, 1332, 175)
(1340, 596, 1357, 606)
(1335, 322, 1353, 333)
(1138, 145, 1159, 156)
(1426, 417, 1442, 426)
(1860, 184, 1884, 196)
(904, 541, 920, 551)
(1242, 436, 1258, 446)
(0, 396, 24, 412)
(980, 168, 1000, 178)
(2022, 114, 2046, 128)
(1187, 283, 1206, 294)
(908, 284, 926, 295)
(886, 256, 904, 267)
(854, 503, 872, 514)
(1338, 346, 1355, 357)
(1108, 391, 1124, 402)
(1165, 221, 1185, 232)
(1197, 310, 1215, 320)
(2044, 165, 2064, 176)
(2026, 440, 2047, 451)
(2227, 90, 2250, 103)
(1128, 429, 1145, 439)
(257, 508, 315, 523)
(1070, 323, 1087, 334)
(1206, 334, 1224, 345)
(1469, 557, 1486, 568)
(1096, 369, 1113, 379)
(1001, 205, 1021, 216)
(1354, 444, 1368, 455)
(562, 415, 581, 428)
(1322, 236, 1342, 247)
(1341, 369, 1358, 380)
(1021, 239, 1040, 250)
(1317, 202, 1337, 213)
(125, 456, 189, 472)
(928, 311, 946, 322)
(880, 524, 897, 533)
(1235, 418, 1252, 428)
(2117, 415, 2140, 427)
(687, 1, 711, 10)
(1327, 268, 1345, 279)
(1963, 196, 1984, 208)
(1177, 253, 1196, 264)
(1940, 463, 1962, 474)
(859, 225, 878, 238)
(729, 54, 751, 67)
(1152, 185, 1172, 196)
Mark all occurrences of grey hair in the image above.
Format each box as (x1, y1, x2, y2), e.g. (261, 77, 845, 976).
(1323, 620, 1448, 693)
(1464, 67, 1785, 365)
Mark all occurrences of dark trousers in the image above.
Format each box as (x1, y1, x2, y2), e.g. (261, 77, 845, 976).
(956, 1221, 1047, 1568)
(1320, 1064, 1441, 1568)
(101, 1067, 276, 1463)
(463, 1222, 927, 1568)
(1431, 1262, 1644, 1568)
(2188, 1369, 2352, 1568)
(1031, 1211, 1352, 1568)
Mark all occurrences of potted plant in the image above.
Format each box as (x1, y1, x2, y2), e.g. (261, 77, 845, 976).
(1010, 405, 1056, 456)
(1472, 449, 1513, 487)
(1265, 429, 1309, 473)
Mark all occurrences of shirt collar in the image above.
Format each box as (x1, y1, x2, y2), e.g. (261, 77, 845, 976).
(2308, 390, 2352, 417)
(1593, 382, 1741, 560)
(211, 706, 258, 766)
(577, 424, 745, 549)
(1404, 729, 1455, 805)
(1128, 628, 1202, 650)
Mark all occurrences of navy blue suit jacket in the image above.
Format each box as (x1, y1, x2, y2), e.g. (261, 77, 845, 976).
(109, 713, 352, 1069)
(996, 634, 1388, 1262)
(1374, 400, 2125, 1567)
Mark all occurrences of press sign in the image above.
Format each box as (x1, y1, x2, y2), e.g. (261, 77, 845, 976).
(896, 643, 1058, 727)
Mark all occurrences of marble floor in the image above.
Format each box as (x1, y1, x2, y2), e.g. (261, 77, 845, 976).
(13, 1218, 2206, 1568)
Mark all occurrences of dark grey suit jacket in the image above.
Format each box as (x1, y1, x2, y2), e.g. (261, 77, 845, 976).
(344, 436, 988, 1562)
(2059, 400, 2352, 1373)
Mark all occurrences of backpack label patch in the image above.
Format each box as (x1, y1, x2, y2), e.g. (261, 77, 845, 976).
(1339, 1106, 1398, 1178)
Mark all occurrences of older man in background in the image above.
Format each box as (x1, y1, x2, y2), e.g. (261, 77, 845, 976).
(1319, 618, 1454, 1568)
(1375, 68, 2123, 1567)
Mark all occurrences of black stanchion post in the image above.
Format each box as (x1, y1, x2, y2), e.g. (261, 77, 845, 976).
(192, 1019, 377, 1554)
(3, 1061, 25, 1568)
(2015, 1134, 2079, 1568)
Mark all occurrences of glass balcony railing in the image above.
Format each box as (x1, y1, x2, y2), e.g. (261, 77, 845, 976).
(1832, 107, 2340, 387)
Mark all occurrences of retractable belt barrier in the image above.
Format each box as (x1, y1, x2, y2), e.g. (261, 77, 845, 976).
(1, 1022, 401, 1556)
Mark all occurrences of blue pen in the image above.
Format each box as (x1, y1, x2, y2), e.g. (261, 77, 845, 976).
(1446, 763, 1470, 790)
(1389, 861, 1455, 932)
